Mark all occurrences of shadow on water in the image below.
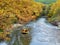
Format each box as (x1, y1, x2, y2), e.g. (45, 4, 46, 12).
(0, 18, 60, 45)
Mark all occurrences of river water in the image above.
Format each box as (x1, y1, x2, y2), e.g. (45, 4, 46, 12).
(0, 18, 60, 45)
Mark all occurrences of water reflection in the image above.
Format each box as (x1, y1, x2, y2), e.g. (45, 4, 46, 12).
(28, 18, 60, 45)
(8, 25, 31, 45)
(0, 42, 7, 45)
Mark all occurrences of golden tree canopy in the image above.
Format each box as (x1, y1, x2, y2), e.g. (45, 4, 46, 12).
(0, 0, 44, 29)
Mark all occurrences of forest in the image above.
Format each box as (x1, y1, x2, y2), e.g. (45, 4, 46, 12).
(0, 0, 60, 45)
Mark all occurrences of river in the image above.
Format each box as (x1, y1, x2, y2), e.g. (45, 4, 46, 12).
(0, 18, 60, 45)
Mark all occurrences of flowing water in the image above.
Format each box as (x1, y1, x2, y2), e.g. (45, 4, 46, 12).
(0, 18, 60, 45)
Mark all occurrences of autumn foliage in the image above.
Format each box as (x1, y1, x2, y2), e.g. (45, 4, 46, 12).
(47, 0, 60, 22)
(0, 0, 44, 40)
(0, 0, 44, 30)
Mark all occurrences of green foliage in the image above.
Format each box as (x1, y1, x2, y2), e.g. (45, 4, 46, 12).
(34, 0, 56, 4)
(0, 29, 3, 32)
(47, 0, 60, 23)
